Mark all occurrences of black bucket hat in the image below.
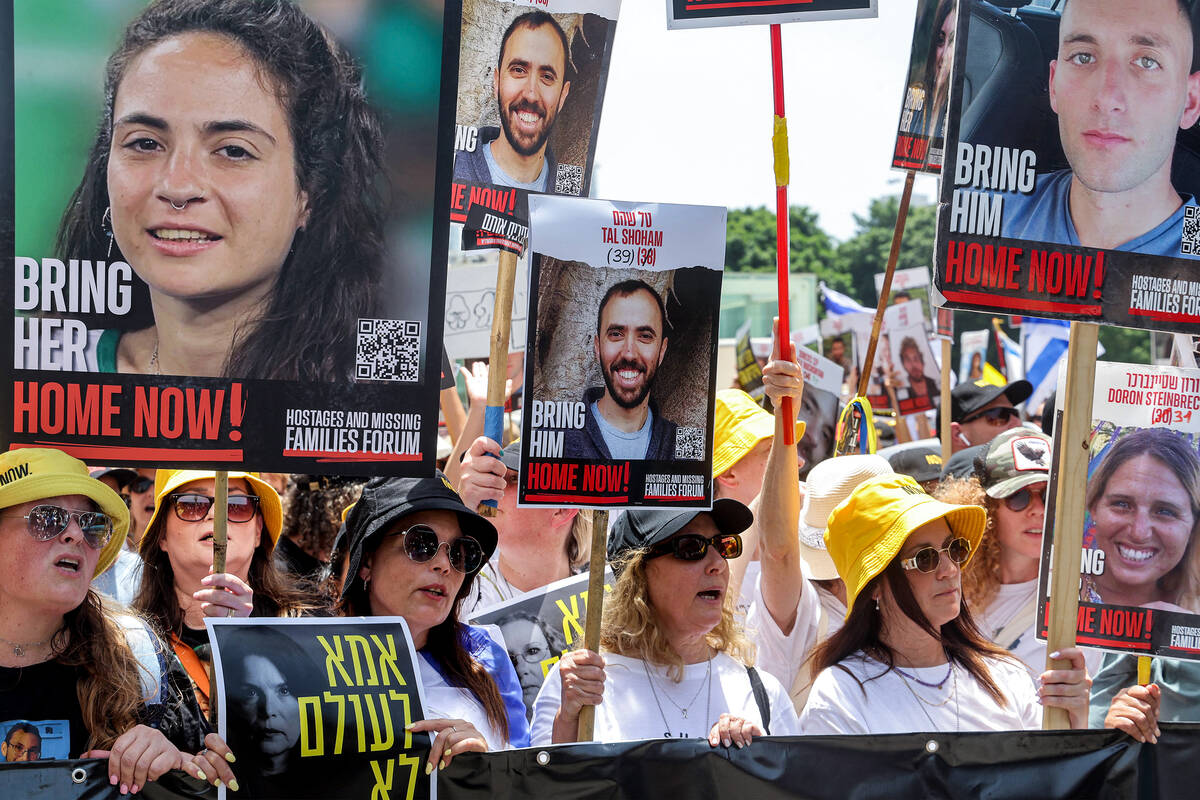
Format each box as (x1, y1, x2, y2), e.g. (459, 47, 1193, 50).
(339, 472, 497, 602)
(607, 499, 754, 571)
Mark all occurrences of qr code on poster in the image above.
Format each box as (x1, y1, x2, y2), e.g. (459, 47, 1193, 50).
(555, 163, 583, 196)
(674, 427, 704, 460)
(356, 319, 420, 382)
(1182, 206, 1200, 255)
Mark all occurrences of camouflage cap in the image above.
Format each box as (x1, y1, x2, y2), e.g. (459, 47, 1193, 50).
(980, 428, 1051, 499)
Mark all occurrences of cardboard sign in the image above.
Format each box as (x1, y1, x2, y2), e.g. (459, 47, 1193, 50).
(518, 196, 725, 508)
(1036, 362, 1200, 660)
(461, 205, 529, 255)
(469, 569, 615, 722)
(448, 0, 621, 225)
(892, 0, 956, 173)
(792, 344, 844, 473)
(443, 262, 530, 360)
(958, 329, 989, 384)
(4, 0, 459, 474)
(208, 618, 430, 800)
(885, 301, 940, 416)
(933, 2, 1200, 334)
(734, 319, 765, 401)
(666, 0, 877, 29)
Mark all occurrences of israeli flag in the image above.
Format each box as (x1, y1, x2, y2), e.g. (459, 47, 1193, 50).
(1022, 318, 1071, 413)
(819, 282, 872, 316)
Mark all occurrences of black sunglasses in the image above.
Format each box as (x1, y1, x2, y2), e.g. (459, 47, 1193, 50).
(1003, 485, 1046, 513)
(129, 476, 155, 494)
(2, 504, 113, 550)
(900, 537, 972, 573)
(169, 493, 260, 523)
(647, 532, 742, 562)
(389, 524, 484, 574)
(962, 406, 1020, 426)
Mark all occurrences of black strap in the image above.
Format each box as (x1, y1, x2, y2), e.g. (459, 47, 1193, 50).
(746, 665, 771, 735)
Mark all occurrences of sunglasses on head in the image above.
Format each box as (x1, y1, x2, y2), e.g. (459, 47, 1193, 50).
(647, 532, 743, 562)
(388, 523, 484, 574)
(962, 406, 1020, 426)
(900, 537, 972, 573)
(3, 504, 114, 550)
(169, 493, 260, 523)
(1003, 485, 1046, 513)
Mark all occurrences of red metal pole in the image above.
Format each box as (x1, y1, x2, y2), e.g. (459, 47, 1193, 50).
(770, 23, 794, 444)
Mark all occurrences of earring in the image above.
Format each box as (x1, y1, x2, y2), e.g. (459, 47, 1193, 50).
(874, 597, 880, 611)
(101, 206, 114, 259)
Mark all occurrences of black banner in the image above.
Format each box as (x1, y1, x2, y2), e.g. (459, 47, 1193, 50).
(666, 0, 876, 28)
(12, 725, 1200, 799)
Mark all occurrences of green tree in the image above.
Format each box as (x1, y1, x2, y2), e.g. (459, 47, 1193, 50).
(833, 195, 938, 306)
(724, 206, 846, 292)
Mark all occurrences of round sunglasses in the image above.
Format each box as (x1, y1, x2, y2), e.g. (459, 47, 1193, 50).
(168, 493, 261, 523)
(2, 504, 114, 550)
(647, 532, 743, 562)
(900, 537, 972, 573)
(387, 524, 484, 574)
(1003, 485, 1046, 513)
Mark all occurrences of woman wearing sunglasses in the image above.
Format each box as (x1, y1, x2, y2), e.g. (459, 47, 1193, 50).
(937, 429, 1102, 677)
(800, 473, 1091, 734)
(338, 474, 529, 773)
(133, 470, 315, 719)
(0, 449, 235, 793)
(530, 500, 801, 745)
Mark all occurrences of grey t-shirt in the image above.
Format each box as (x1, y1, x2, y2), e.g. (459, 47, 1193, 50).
(483, 142, 547, 192)
(591, 402, 652, 460)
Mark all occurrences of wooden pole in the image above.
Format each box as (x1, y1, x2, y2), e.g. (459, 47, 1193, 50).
(1042, 321, 1099, 730)
(770, 24, 794, 445)
(211, 470, 229, 574)
(940, 339, 952, 461)
(576, 509, 608, 741)
(856, 170, 915, 398)
(478, 249, 519, 517)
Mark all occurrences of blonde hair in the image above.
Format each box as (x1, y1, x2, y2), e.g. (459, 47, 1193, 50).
(599, 548, 754, 682)
(933, 477, 1000, 611)
(567, 510, 593, 572)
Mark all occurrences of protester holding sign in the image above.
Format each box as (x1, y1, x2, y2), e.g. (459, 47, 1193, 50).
(53, 0, 387, 379)
(338, 474, 530, 764)
(133, 469, 314, 719)
(531, 500, 800, 745)
(800, 474, 1092, 733)
(0, 449, 227, 792)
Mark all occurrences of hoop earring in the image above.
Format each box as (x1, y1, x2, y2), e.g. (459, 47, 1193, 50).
(101, 206, 114, 259)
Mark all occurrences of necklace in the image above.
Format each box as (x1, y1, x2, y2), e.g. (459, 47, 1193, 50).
(898, 666, 959, 732)
(893, 660, 953, 689)
(0, 633, 52, 657)
(149, 342, 162, 375)
(643, 657, 712, 736)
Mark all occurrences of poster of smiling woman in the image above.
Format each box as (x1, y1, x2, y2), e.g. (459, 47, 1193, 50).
(3, 0, 460, 474)
(518, 195, 725, 509)
(1037, 362, 1200, 661)
(934, 0, 1200, 335)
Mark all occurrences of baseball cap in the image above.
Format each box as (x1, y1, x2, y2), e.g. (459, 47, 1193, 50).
(143, 470, 284, 551)
(607, 499, 754, 569)
(885, 445, 944, 484)
(89, 467, 139, 489)
(824, 473, 986, 616)
(941, 444, 988, 481)
(340, 473, 498, 601)
(713, 390, 804, 478)
(979, 428, 1051, 499)
(798, 455, 892, 581)
(950, 379, 1032, 423)
(0, 448, 130, 577)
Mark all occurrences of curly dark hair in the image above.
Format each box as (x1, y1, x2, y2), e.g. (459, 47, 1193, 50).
(281, 474, 365, 564)
(56, 0, 385, 381)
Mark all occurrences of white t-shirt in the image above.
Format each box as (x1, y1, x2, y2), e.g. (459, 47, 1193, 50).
(799, 652, 1041, 735)
(592, 402, 653, 460)
(418, 653, 508, 750)
(529, 651, 800, 745)
(462, 561, 519, 619)
(978, 579, 1104, 679)
(745, 573, 845, 698)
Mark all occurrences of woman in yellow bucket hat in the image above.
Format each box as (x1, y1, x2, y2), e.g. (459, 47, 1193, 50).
(799, 473, 1092, 734)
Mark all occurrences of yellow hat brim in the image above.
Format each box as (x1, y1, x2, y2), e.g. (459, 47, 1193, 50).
(142, 470, 283, 554)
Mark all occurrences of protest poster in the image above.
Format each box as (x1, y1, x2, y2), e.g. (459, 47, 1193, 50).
(958, 329, 989, 384)
(448, 0, 621, 225)
(665, 0, 876, 29)
(791, 344, 844, 476)
(518, 196, 725, 508)
(469, 568, 615, 721)
(208, 617, 431, 800)
(932, 1, 1200, 335)
(884, 300, 939, 416)
(819, 312, 869, 399)
(1035, 362, 1200, 660)
(873, 267, 931, 300)
(3, 0, 459, 474)
(734, 319, 765, 402)
(443, 261, 530, 361)
(892, 0, 956, 174)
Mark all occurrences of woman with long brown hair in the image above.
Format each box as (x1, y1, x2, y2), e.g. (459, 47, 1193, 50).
(338, 474, 529, 772)
(800, 473, 1091, 734)
(133, 469, 315, 719)
(0, 449, 234, 793)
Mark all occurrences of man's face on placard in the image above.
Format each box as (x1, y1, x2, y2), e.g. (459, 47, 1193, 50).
(494, 22, 571, 158)
(901, 342, 926, 384)
(595, 289, 668, 410)
(1050, 0, 1200, 195)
